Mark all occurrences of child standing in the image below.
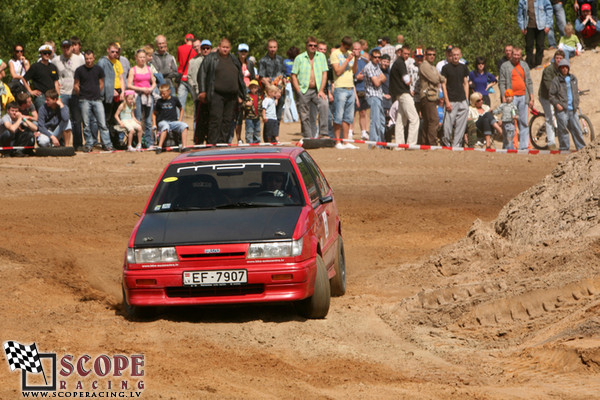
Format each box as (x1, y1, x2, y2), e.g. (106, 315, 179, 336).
(494, 89, 518, 150)
(153, 84, 189, 154)
(115, 90, 143, 152)
(558, 23, 582, 61)
(262, 85, 281, 143)
(243, 80, 262, 144)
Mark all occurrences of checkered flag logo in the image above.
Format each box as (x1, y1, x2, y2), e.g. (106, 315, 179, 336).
(3, 341, 44, 374)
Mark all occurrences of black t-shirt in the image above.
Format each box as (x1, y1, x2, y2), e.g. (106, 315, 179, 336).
(155, 97, 182, 123)
(24, 61, 58, 93)
(389, 58, 410, 99)
(441, 62, 469, 102)
(74, 65, 105, 101)
(214, 55, 239, 94)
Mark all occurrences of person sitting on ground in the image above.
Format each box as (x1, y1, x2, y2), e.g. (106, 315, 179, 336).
(493, 89, 519, 150)
(0, 101, 37, 157)
(467, 92, 503, 149)
(153, 83, 189, 154)
(559, 23, 583, 60)
(37, 89, 71, 148)
(575, 3, 600, 49)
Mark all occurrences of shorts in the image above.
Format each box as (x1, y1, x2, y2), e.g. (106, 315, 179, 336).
(264, 119, 279, 142)
(158, 120, 188, 134)
(356, 92, 370, 111)
(333, 88, 355, 125)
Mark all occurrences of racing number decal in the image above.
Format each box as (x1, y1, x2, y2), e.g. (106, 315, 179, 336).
(321, 211, 329, 239)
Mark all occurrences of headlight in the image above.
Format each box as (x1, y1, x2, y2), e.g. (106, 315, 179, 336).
(247, 238, 303, 259)
(127, 247, 178, 263)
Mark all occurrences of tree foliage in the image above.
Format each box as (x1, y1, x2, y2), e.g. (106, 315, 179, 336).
(1, 0, 530, 75)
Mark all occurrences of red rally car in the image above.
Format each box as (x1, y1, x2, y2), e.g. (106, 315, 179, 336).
(122, 146, 346, 319)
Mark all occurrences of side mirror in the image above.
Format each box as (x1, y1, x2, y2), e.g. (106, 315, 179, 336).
(320, 195, 333, 204)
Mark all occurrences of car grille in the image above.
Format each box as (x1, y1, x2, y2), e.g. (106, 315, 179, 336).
(166, 284, 264, 298)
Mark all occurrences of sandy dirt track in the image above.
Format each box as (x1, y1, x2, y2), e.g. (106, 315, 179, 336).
(1, 51, 600, 399)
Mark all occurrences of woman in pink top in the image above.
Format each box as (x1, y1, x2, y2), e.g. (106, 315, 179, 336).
(127, 49, 156, 148)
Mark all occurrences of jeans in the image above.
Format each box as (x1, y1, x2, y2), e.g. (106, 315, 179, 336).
(513, 95, 530, 150)
(556, 109, 586, 150)
(539, 96, 556, 145)
(61, 94, 82, 148)
(177, 81, 192, 119)
(442, 100, 468, 147)
(366, 96, 385, 144)
(157, 120, 188, 134)
(80, 99, 111, 149)
(36, 120, 72, 147)
(298, 88, 329, 138)
(547, 2, 567, 47)
(135, 95, 154, 147)
(33, 94, 46, 111)
(502, 124, 516, 150)
(332, 88, 355, 125)
(245, 118, 261, 143)
(560, 45, 577, 60)
(283, 82, 298, 122)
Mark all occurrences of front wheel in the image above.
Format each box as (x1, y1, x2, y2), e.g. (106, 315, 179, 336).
(122, 286, 157, 320)
(294, 255, 330, 319)
(529, 114, 548, 150)
(578, 114, 595, 146)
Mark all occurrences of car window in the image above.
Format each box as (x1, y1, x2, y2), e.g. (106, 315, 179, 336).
(295, 155, 320, 204)
(300, 152, 331, 196)
(147, 159, 304, 212)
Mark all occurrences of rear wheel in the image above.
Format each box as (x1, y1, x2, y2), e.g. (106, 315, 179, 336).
(294, 255, 330, 319)
(529, 114, 548, 150)
(330, 236, 346, 297)
(578, 114, 595, 146)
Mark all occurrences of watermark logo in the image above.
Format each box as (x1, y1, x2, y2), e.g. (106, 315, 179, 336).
(4, 340, 144, 397)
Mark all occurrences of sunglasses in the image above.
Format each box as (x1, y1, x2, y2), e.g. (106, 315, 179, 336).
(371, 55, 380, 59)
(307, 44, 317, 48)
(201, 46, 211, 50)
(41, 51, 52, 55)
(15, 49, 23, 53)
(426, 53, 436, 56)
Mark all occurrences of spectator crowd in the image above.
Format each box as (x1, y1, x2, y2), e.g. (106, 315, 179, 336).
(0, 0, 597, 156)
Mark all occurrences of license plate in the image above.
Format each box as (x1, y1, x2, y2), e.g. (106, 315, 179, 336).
(183, 270, 247, 286)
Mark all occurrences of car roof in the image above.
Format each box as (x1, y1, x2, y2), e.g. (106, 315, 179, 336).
(170, 146, 304, 164)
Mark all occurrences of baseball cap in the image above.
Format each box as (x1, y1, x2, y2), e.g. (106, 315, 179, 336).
(414, 48, 424, 57)
(582, 3, 592, 11)
(238, 43, 249, 52)
(395, 44, 403, 51)
(445, 45, 454, 52)
(248, 80, 259, 87)
(61, 39, 72, 47)
(504, 89, 514, 97)
(200, 39, 212, 47)
(185, 33, 194, 40)
(38, 44, 53, 53)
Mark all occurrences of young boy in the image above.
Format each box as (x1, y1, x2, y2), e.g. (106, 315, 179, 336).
(262, 85, 281, 143)
(0, 101, 38, 156)
(558, 23, 583, 61)
(37, 89, 72, 147)
(153, 84, 189, 154)
(243, 80, 262, 144)
(494, 89, 518, 150)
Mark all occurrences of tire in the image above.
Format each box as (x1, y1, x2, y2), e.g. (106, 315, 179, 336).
(578, 114, 595, 146)
(301, 138, 336, 149)
(529, 114, 548, 150)
(122, 286, 156, 320)
(330, 236, 346, 297)
(35, 146, 76, 157)
(294, 255, 330, 319)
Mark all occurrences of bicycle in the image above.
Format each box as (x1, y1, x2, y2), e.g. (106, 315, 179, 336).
(529, 89, 595, 150)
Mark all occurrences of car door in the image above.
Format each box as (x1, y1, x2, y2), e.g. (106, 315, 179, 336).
(296, 152, 337, 268)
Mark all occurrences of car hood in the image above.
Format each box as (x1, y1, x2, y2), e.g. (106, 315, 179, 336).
(134, 207, 303, 246)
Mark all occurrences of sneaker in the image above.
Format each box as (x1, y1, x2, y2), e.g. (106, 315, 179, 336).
(348, 130, 353, 139)
(127, 146, 136, 152)
(361, 131, 369, 140)
(93, 143, 102, 150)
(335, 143, 346, 150)
(155, 147, 162, 154)
(548, 143, 558, 150)
(344, 143, 359, 149)
(238, 140, 243, 145)
(136, 144, 142, 151)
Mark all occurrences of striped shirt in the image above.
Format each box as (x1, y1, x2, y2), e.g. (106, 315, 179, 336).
(291, 51, 328, 94)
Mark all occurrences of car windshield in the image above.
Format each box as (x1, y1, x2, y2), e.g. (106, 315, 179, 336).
(147, 159, 304, 212)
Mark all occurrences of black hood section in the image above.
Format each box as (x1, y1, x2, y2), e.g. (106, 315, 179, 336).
(134, 207, 303, 247)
